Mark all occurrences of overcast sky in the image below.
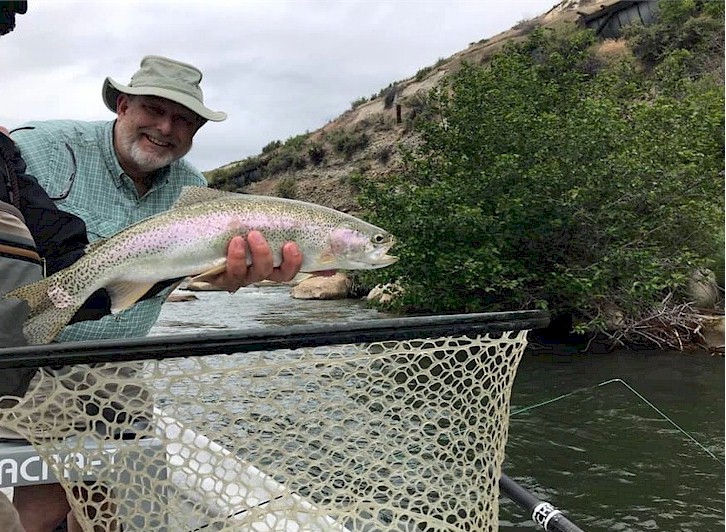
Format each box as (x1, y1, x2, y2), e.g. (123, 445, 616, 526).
(1, 0, 556, 171)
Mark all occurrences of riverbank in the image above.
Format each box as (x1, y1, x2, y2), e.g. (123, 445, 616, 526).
(151, 287, 724, 531)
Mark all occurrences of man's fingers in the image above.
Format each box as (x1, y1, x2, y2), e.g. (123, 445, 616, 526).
(267, 242, 302, 283)
(244, 231, 274, 283)
(210, 233, 306, 291)
(225, 236, 248, 279)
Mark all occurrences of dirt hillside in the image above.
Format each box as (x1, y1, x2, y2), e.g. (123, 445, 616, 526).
(205, 0, 631, 214)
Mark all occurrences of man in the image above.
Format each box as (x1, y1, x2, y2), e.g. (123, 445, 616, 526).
(13, 54, 304, 343)
(1, 3, 46, 531)
(5, 55, 307, 531)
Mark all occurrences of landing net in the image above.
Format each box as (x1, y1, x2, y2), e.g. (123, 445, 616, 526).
(0, 318, 537, 531)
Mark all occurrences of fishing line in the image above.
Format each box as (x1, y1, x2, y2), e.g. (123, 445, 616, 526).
(511, 377, 723, 465)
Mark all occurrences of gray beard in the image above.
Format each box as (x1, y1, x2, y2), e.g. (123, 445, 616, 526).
(127, 138, 178, 172)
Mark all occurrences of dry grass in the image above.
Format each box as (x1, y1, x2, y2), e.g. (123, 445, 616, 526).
(603, 293, 724, 353)
(596, 38, 631, 60)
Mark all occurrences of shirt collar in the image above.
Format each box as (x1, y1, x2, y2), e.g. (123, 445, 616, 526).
(103, 120, 125, 189)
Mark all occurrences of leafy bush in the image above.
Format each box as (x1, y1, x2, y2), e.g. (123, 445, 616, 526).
(624, 0, 724, 74)
(277, 176, 298, 199)
(351, 96, 368, 110)
(204, 156, 262, 189)
(414, 66, 432, 82)
(265, 151, 295, 174)
(382, 85, 399, 109)
(376, 145, 393, 165)
(358, 21, 724, 333)
(308, 143, 326, 166)
(261, 134, 311, 176)
(261, 140, 282, 154)
(282, 133, 309, 151)
(330, 131, 370, 160)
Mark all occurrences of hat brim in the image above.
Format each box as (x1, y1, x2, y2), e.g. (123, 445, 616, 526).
(102, 77, 227, 122)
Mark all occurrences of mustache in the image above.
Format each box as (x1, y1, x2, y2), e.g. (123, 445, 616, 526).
(140, 129, 178, 148)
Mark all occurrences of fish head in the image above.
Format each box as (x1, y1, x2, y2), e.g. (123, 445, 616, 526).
(323, 223, 399, 270)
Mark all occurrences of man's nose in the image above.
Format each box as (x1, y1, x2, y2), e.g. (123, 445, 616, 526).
(155, 115, 174, 136)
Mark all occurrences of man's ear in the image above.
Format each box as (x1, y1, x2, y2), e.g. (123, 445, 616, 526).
(116, 94, 130, 115)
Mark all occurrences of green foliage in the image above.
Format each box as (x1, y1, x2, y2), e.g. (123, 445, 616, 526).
(382, 85, 399, 109)
(277, 175, 298, 199)
(329, 131, 370, 160)
(282, 133, 309, 151)
(351, 96, 368, 110)
(203, 156, 262, 189)
(624, 0, 724, 74)
(414, 66, 433, 82)
(263, 134, 310, 176)
(308, 143, 326, 166)
(261, 140, 282, 154)
(266, 151, 306, 174)
(358, 23, 724, 332)
(376, 145, 393, 165)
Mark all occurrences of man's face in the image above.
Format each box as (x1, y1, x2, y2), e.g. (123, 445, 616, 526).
(114, 94, 203, 175)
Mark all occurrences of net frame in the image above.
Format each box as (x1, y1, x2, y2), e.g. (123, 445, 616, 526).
(0, 311, 548, 531)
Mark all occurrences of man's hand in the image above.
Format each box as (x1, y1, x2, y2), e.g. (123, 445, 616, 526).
(210, 231, 304, 292)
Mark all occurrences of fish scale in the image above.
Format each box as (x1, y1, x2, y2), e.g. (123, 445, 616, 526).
(5, 187, 398, 344)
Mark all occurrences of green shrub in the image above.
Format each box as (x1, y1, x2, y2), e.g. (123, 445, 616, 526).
(277, 176, 298, 199)
(358, 24, 724, 333)
(376, 145, 393, 165)
(351, 96, 368, 110)
(414, 66, 433, 81)
(308, 143, 326, 166)
(261, 140, 282, 154)
(623, 0, 724, 74)
(382, 85, 399, 109)
(265, 151, 295, 174)
(283, 133, 309, 151)
(330, 131, 370, 160)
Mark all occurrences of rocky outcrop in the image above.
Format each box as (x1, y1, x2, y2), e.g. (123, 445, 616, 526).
(290, 273, 351, 300)
(687, 268, 720, 309)
(366, 283, 404, 305)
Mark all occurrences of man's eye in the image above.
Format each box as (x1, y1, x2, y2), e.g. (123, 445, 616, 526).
(144, 105, 163, 115)
(174, 116, 194, 127)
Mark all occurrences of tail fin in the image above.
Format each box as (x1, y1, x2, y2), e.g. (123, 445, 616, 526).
(5, 278, 82, 345)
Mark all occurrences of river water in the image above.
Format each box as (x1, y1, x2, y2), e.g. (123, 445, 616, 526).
(151, 286, 725, 532)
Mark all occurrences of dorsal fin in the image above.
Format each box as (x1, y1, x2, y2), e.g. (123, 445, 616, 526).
(173, 186, 235, 208)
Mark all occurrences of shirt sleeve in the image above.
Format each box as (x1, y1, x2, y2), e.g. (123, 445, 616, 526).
(9, 123, 60, 190)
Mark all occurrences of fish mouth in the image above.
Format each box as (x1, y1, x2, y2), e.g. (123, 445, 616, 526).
(372, 252, 399, 265)
(369, 254, 399, 269)
(366, 240, 399, 268)
(344, 254, 398, 270)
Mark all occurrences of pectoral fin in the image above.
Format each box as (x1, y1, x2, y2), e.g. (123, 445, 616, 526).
(189, 263, 228, 283)
(106, 281, 159, 313)
(317, 249, 337, 265)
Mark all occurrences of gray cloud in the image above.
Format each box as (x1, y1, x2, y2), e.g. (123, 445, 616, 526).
(1, 0, 555, 171)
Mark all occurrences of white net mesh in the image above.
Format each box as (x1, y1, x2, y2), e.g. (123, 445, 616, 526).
(0, 330, 529, 531)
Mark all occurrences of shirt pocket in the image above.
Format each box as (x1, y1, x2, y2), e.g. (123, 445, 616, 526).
(68, 207, 122, 241)
(38, 141, 77, 201)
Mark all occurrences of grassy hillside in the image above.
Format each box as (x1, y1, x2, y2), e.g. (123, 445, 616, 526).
(203, 0, 585, 212)
(203, 0, 724, 348)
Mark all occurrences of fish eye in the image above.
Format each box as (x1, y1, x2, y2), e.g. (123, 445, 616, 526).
(372, 233, 387, 244)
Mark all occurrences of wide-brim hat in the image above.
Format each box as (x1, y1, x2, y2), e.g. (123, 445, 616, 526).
(102, 55, 227, 122)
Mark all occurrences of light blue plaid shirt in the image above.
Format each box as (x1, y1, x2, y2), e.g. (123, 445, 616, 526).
(12, 120, 207, 342)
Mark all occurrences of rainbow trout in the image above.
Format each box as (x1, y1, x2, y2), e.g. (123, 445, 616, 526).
(5, 187, 398, 344)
